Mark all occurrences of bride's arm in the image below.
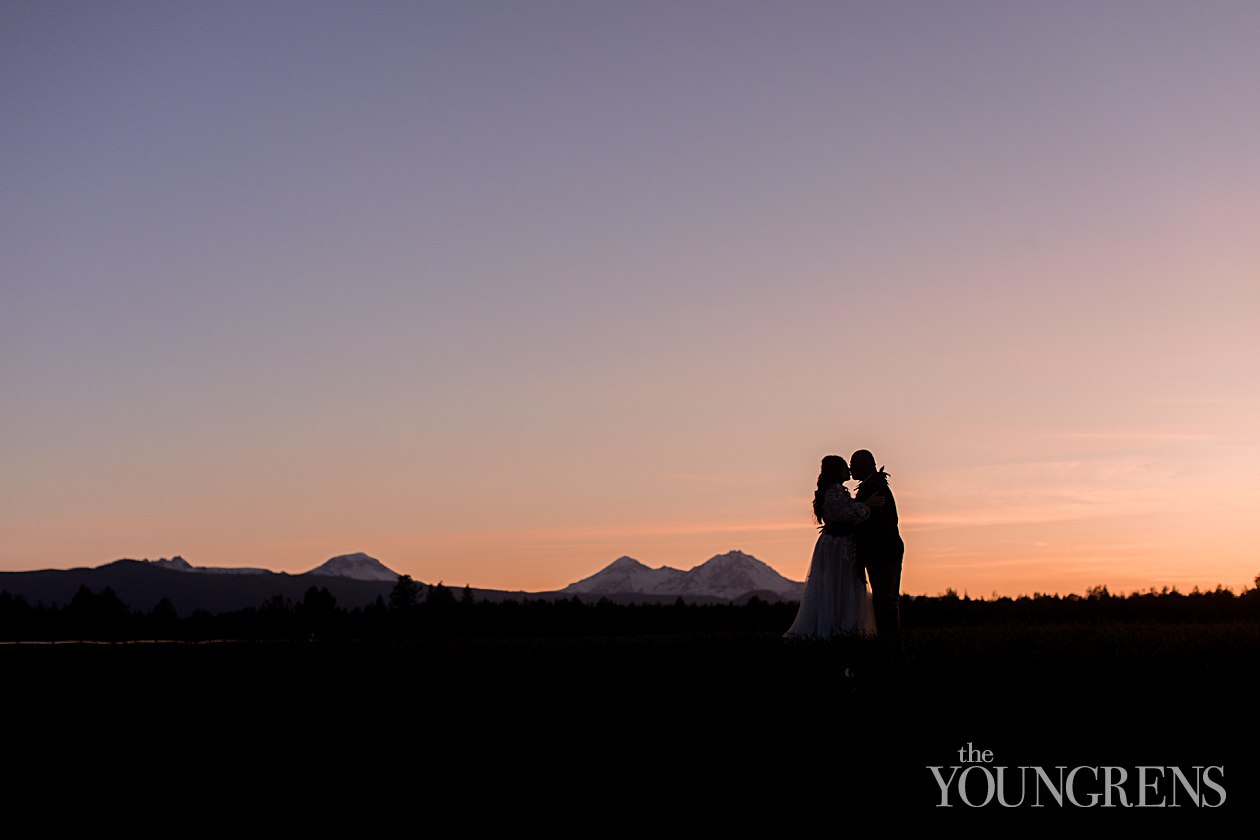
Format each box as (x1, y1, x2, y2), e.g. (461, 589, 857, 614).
(823, 485, 872, 525)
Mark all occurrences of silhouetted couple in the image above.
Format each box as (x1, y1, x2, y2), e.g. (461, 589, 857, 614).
(784, 449, 904, 657)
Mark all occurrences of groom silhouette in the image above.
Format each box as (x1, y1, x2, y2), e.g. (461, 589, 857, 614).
(851, 449, 904, 658)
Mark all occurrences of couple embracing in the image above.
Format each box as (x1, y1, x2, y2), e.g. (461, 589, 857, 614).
(784, 449, 904, 653)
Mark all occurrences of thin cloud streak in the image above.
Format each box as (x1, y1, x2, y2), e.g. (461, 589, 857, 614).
(1044, 431, 1217, 443)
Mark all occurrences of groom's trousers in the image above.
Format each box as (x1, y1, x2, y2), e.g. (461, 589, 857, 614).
(865, 537, 905, 658)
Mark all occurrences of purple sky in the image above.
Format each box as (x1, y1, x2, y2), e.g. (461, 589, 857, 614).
(4, 1, 1258, 594)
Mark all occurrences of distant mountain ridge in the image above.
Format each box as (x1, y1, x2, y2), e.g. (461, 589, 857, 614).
(147, 552, 399, 581)
(0, 558, 399, 616)
(151, 556, 270, 575)
(0, 552, 403, 616)
(0, 550, 801, 614)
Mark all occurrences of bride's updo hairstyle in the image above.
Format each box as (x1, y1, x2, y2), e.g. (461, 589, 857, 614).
(813, 455, 849, 524)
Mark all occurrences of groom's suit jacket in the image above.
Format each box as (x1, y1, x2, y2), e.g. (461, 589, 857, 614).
(854, 471, 904, 568)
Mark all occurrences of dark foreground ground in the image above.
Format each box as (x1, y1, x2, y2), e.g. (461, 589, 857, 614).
(3, 621, 1257, 825)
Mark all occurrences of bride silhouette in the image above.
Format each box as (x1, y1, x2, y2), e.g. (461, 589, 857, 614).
(784, 455, 881, 639)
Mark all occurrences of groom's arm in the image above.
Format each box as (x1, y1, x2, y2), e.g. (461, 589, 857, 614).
(856, 479, 891, 530)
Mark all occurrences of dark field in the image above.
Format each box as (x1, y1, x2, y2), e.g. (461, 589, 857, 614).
(4, 621, 1256, 823)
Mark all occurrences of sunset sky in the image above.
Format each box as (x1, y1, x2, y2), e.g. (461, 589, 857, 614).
(3, 1, 1257, 596)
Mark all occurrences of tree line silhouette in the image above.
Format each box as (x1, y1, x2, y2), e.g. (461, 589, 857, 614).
(2, 575, 1259, 642)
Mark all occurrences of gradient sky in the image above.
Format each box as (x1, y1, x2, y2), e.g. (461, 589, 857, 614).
(3, 1, 1258, 596)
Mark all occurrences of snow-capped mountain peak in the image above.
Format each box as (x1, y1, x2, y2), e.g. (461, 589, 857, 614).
(562, 551, 802, 601)
(305, 552, 400, 582)
(562, 555, 685, 595)
(694, 550, 761, 570)
(679, 551, 801, 599)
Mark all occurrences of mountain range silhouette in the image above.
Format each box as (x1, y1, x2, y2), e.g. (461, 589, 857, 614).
(0, 550, 803, 614)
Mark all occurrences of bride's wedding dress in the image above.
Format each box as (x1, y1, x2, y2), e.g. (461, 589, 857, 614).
(784, 483, 875, 639)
